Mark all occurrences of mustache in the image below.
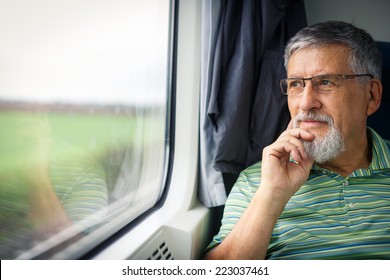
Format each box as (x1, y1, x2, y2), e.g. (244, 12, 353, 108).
(293, 112, 334, 127)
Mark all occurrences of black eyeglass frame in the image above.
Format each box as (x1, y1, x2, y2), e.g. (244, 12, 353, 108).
(279, 74, 374, 95)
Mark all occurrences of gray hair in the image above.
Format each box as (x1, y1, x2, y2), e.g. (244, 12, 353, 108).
(284, 21, 382, 81)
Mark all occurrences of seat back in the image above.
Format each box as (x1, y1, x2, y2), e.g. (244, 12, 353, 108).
(367, 41, 390, 139)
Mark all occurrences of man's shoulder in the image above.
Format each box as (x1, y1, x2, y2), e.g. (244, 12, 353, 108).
(384, 138, 390, 148)
(232, 161, 262, 194)
(239, 161, 262, 179)
(370, 127, 390, 154)
(244, 160, 262, 171)
(383, 138, 390, 158)
(365, 127, 390, 171)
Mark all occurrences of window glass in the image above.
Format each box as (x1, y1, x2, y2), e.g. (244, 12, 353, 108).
(0, 0, 171, 259)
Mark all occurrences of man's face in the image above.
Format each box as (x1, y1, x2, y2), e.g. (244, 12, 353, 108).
(287, 44, 372, 159)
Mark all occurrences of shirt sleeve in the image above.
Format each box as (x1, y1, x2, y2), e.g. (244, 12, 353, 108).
(204, 162, 261, 253)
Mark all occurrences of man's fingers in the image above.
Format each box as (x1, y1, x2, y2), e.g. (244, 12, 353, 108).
(277, 129, 313, 158)
(280, 128, 315, 141)
(265, 140, 305, 163)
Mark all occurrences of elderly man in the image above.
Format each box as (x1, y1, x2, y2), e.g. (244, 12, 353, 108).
(205, 21, 390, 259)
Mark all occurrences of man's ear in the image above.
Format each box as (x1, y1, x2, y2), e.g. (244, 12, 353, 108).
(367, 78, 383, 116)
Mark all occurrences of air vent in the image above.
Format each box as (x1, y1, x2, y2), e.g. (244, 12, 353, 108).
(147, 242, 174, 260)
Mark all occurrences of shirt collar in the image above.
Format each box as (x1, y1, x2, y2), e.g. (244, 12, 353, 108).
(312, 127, 390, 176)
(367, 127, 390, 171)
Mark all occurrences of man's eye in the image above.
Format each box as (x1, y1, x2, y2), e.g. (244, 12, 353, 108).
(318, 79, 334, 86)
(289, 81, 302, 88)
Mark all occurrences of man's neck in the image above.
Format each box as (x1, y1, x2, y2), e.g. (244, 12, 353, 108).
(317, 132, 372, 177)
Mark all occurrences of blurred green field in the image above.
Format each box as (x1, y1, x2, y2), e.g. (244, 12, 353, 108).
(0, 109, 165, 173)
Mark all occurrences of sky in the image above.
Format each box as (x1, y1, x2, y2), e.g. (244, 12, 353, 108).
(0, 0, 170, 106)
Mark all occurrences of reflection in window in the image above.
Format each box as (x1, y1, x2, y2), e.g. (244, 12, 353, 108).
(0, 0, 171, 259)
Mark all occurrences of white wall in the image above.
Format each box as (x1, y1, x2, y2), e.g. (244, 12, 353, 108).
(305, 0, 390, 42)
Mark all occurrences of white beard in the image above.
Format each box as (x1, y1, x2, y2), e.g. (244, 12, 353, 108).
(293, 112, 345, 164)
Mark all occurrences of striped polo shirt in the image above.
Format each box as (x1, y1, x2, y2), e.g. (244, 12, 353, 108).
(206, 128, 390, 259)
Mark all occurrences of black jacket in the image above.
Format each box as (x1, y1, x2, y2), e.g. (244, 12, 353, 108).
(207, 0, 307, 174)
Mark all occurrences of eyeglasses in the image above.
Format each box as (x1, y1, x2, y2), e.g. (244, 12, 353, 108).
(280, 74, 373, 96)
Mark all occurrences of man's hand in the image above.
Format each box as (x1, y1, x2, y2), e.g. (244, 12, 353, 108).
(260, 127, 315, 201)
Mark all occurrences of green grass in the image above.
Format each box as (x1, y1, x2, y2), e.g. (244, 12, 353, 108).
(0, 110, 166, 173)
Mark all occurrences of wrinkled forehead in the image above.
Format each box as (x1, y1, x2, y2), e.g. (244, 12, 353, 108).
(287, 45, 352, 77)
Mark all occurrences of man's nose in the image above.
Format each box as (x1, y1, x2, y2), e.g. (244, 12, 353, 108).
(298, 81, 321, 111)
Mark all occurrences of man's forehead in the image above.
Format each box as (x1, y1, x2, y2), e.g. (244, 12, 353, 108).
(287, 45, 351, 77)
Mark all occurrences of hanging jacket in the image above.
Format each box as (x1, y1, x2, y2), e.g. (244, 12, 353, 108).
(207, 0, 307, 174)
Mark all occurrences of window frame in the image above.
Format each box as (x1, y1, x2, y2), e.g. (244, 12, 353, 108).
(87, 0, 205, 260)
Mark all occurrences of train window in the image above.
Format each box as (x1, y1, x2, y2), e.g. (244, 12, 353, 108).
(0, 0, 173, 259)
